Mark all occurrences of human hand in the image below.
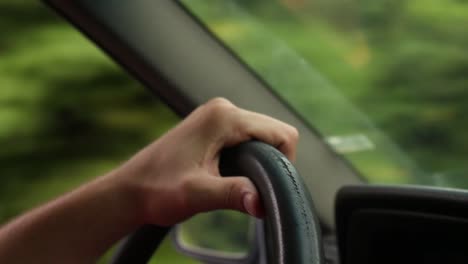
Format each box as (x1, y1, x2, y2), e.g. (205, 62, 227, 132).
(113, 98, 299, 226)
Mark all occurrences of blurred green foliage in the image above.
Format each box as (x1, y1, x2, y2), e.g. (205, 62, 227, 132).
(0, 0, 197, 263)
(184, 0, 468, 188)
(3, 0, 468, 261)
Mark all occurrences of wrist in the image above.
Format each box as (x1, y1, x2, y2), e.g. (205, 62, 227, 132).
(100, 169, 147, 228)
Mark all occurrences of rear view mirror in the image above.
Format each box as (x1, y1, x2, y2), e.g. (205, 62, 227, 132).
(173, 210, 256, 261)
(336, 185, 468, 264)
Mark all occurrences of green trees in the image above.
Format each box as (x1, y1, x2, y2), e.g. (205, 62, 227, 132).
(0, 0, 179, 224)
(185, 0, 468, 186)
(361, 0, 468, 175)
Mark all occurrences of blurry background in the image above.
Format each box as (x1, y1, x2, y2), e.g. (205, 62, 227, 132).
(2, 0, 468, 262)
(184, 0, 468, 188)
(0, 0, 196, 263)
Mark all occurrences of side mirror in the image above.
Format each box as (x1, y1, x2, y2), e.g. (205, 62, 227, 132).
(173, 210, 258, 262)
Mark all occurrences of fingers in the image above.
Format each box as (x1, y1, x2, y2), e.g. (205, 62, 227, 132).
(183, 175, 264, 218)
(238, 109, 299, 162)
(198, 98, 299, 162)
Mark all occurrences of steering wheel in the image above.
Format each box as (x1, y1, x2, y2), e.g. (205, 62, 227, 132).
(110, 141, 324, 264)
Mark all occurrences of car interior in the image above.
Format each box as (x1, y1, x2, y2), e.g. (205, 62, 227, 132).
(5, 0, 466, 263)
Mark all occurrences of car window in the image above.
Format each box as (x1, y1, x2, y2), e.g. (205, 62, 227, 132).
(0, 2, 198, 263)
(182, 0, 468, 189)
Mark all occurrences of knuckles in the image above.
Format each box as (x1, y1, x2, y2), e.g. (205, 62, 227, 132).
(288, 126, 300, 143)
(200, 97, 238, 128)
(206, 97, 234, 108)
(204, 97, 236, 115)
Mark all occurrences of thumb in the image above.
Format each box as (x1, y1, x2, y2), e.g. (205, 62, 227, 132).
(187, 176, 264, 218)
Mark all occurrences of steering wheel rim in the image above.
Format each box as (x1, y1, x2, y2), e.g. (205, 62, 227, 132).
(110, 141, 324, 264)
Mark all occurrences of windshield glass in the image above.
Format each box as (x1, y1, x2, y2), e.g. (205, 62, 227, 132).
(182, 0, 468, 189)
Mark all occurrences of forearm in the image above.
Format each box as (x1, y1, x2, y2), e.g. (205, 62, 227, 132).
(0, 98, 298, 263)
(0, 172, 142, 264)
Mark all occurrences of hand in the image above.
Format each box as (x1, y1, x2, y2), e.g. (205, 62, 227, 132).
(0, 98, 298, 263)
(113, 98, 299, 226)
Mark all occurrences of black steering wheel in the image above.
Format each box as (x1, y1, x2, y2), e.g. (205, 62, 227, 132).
(110, 141, 324, 264)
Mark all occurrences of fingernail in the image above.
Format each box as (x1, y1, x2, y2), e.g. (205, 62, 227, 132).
(243, 193, 256, 216)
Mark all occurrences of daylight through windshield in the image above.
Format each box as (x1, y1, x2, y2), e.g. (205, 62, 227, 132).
(183, 0, 468, 189)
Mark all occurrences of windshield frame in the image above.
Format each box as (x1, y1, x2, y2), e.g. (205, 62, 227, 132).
(43, 0, 363, 228)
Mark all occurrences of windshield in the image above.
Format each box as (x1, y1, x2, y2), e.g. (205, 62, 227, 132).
(182, 0, 468, 189)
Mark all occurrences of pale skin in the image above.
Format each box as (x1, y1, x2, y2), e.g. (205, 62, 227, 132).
(0, 98, 299, 263)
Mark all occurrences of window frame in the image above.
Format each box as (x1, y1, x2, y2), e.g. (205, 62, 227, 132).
(43, 0, 362, 229)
